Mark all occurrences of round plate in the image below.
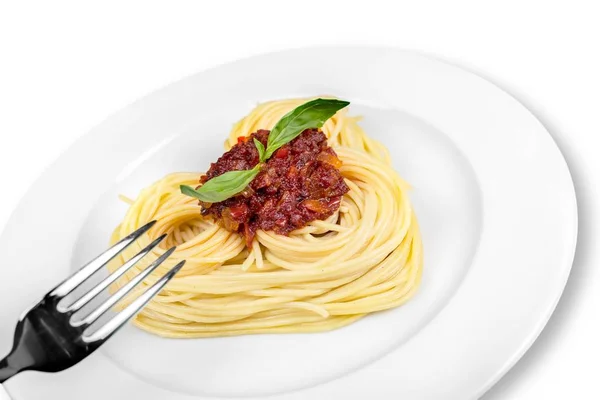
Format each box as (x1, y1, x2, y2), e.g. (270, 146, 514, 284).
(0, 47, 577, 400)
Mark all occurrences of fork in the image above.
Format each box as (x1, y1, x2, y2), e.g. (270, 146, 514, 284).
(0, 220, 184, 384)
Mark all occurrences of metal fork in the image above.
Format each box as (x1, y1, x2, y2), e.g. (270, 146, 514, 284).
(0, 220, 184, 383)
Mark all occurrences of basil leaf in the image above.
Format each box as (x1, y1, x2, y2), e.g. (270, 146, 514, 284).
(181, 98, 349, 204)
(180, 165, 260, 203)
(253, 138, 266, 162)
(265, 98, 349, 159)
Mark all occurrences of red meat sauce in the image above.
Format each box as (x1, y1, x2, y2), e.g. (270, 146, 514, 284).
(198, 128, 349, 247)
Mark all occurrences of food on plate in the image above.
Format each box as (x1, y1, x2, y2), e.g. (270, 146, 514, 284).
(110, 97, 423, 338)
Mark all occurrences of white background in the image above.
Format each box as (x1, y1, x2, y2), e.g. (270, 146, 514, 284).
(0, 1, 598, 399)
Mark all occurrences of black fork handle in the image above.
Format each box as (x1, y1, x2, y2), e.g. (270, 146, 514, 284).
(0, 317, 37, 384)
(0, 355, 19, 384)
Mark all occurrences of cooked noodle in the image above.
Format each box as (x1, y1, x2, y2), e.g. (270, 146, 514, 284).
(109, 98, 423, 338)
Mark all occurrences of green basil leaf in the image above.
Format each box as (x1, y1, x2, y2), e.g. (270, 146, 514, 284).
(181, 99, 349, 204)
(180, 165, 260, 203)
(253, 138, 266, 162)
(265, 98, 349, 159)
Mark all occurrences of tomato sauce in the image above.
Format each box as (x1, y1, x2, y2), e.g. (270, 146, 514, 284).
(199, 129, 349, 246)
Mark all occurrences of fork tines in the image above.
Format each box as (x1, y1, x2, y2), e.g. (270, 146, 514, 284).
(51, 220, 184, 342)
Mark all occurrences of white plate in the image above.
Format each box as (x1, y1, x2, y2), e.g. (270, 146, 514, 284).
(0, 47, 577, 400)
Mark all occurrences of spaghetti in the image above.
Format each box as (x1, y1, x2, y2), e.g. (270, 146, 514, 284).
(109, 98, 423, 338)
